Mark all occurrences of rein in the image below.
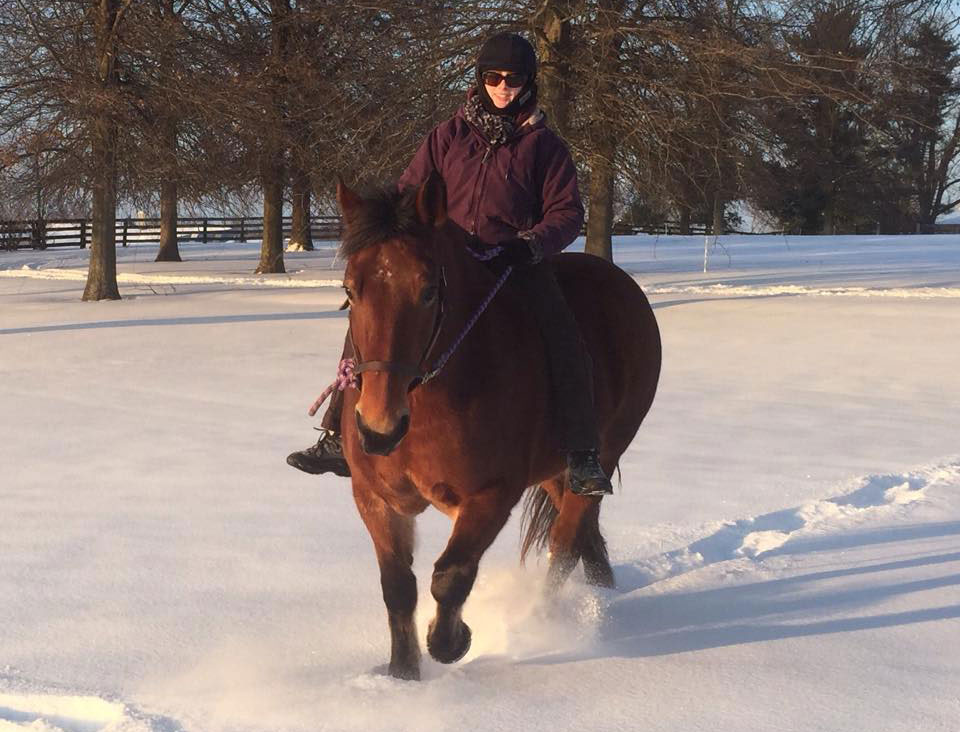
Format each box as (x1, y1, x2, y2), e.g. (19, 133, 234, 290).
(308, 244, 512, 416)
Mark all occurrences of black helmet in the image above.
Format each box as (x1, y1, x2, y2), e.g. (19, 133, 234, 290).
(476, 32, 537, 82)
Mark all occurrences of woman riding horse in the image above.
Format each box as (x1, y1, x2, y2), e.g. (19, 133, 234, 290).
(287, 32, 612, 497)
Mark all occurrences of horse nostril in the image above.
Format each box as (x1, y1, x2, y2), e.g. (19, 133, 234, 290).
(356, 410, 410, 456)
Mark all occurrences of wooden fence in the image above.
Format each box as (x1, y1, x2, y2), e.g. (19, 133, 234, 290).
(2, 215, 957, 251)
(0, 216, 343, 251)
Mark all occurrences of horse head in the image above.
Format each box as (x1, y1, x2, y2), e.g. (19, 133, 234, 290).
(337, 173, 448, 456)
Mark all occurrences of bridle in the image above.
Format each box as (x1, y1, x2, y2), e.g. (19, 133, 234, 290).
(348, 266, 449, 392)
(348, 244, 514, 393)
(308, 242, 514, 417)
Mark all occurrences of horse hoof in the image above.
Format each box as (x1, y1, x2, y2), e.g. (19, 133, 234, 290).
(427, 621, 472, 664)
(388, 662, 421, 681)
(583, 562, 616, 589)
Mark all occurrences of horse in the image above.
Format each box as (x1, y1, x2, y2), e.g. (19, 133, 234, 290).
(334, 173, 661, 680)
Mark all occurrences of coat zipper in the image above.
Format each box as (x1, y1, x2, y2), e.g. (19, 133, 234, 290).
(468, 145, 493, 236)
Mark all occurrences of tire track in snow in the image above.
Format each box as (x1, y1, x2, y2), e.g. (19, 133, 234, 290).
(619, 459, 960, 590)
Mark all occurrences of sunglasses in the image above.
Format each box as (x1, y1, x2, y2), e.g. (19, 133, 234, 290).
(481, 71, 528, 89)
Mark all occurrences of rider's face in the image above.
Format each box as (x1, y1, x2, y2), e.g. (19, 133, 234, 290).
(483, 69, 523, 109)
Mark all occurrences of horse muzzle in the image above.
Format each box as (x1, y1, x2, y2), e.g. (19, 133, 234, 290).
(355, 410, 410, 456)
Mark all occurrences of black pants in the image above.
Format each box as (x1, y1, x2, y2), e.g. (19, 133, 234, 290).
(322, 261, 598, 452)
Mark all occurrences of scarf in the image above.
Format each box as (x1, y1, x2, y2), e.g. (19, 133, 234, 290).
(463, 92, 517, 147)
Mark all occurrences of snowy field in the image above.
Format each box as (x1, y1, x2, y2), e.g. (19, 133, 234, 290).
(1, 233, 959, 732)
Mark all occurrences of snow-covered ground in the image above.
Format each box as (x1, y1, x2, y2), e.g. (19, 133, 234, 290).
(1, 233, 958, 732)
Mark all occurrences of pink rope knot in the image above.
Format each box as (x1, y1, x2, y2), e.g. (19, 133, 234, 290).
(308, 358, 357, 416)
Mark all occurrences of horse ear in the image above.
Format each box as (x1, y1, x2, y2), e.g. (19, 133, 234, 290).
(336, 176, 364, 225)
(415, 172, 447, 228)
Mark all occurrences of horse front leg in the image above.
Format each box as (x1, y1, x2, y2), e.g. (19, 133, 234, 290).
(427, 488, 514, 664)
(353, 486, 421, 680)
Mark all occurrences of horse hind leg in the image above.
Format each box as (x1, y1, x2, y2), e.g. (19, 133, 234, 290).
(579, 498, 614, 588)
(541, 476, 614, 591)
(427, 486, 515, 664)
(579, 453, 617, 588)
(353, 488, 421, 680)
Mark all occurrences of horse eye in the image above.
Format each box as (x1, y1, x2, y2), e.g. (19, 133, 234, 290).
(421, 286, 438, 305)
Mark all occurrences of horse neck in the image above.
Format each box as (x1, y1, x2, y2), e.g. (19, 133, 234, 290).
(433, 225, 524, 375)
(438, 225, 498, 304)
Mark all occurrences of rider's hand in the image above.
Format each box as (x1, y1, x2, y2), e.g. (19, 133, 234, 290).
(494, 234, 544, 268)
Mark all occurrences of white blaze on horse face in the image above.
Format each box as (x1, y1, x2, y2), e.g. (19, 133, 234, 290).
(350, 247, 420, 439)
(374, 252, 394, 282)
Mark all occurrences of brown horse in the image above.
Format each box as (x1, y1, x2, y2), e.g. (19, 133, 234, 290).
(335, 174, 660, 680)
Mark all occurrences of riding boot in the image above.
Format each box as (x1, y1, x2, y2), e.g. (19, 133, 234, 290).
(286, 332, 352, 476)
(518, 261, 612, 496)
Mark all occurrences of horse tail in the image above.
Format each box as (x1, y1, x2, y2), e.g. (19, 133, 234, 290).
(519, 484, 558, 564)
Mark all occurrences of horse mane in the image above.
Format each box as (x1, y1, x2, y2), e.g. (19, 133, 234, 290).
(339, 185, 424, 259)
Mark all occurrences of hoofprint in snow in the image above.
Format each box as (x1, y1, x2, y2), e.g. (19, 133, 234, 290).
(1, 233, 958, 732)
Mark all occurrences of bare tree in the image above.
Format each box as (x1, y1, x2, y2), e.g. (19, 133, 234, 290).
(82, 0, 130, 300)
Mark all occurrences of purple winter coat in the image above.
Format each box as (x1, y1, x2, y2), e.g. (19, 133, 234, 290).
(397, 98, 584, 256)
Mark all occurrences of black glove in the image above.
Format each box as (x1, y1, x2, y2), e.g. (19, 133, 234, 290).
(494, 235, 544, 269)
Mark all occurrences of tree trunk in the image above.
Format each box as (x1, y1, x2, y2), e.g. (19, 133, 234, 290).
(155, 178, 181, 262)
(533, 0, 574, 139)
(822, 200, 835, 235)
(712, 195, 725, 235)
(257, 158, 286, 274)
(288, 167, 313, 251)
(154, 3, 181, 263)
(585, 151, 614, 260)
(679, 206, 691, 235)
(255, 0, 289, 274)
(82, 0, 122, 302)
(583, 0, 622, 261)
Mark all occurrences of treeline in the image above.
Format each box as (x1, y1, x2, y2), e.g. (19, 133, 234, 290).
(0, 0, 957, 299)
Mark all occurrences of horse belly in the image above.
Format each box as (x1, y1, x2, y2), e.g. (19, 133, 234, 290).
(555, 254, 662, 451)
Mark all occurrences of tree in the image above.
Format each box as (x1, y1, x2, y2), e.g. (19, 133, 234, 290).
(753, 2, 873, 233)
(884, 18, 960, 227)
(83, 0, 129, 300)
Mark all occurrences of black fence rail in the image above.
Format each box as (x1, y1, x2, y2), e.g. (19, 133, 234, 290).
(614, 222, 711, 235)
(0, 216, 343, 251)
(2, 216, 957, 251)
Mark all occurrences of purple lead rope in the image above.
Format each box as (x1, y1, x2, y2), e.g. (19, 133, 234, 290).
(420, 262, 512, 383)
(465, 244, 503, 261)
(308, 243, 511, 414)
(308, 357, 357, 416)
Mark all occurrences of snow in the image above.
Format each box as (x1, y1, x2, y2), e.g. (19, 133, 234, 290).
(1, 233, 959, 732)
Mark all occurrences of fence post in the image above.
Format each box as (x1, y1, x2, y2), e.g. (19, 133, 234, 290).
(202, 218, 208, 243)
(122, 217, 129, 247)
(79, 220, 87, 249)
(239, 217, 246, 242)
